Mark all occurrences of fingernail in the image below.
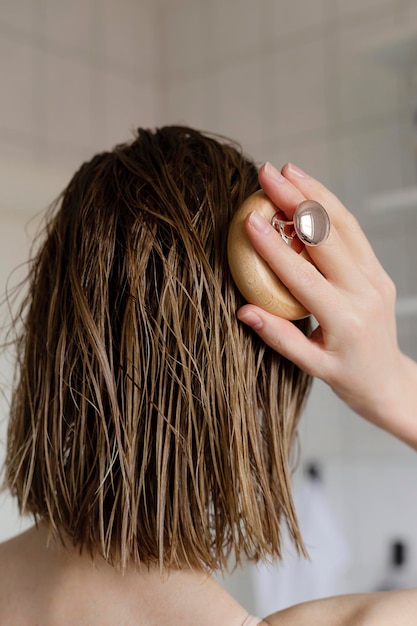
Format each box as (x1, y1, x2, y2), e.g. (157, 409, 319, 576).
(247, 210, 270, 234)
(264, 161, 286, 183)
(237, 310, 264, 330)
(287, 162, 308, 178)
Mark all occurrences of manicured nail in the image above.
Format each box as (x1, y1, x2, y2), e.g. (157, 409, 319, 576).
(247, 210, 270, 234)
(237, 309, 264, 330)
(264, 161, 286, 183)
(287, 163, 308, 178)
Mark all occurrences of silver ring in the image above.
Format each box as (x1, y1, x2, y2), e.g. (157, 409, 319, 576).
(271, 200, 330, 247)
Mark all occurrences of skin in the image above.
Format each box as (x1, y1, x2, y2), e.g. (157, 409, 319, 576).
(2, 161, 417, 625)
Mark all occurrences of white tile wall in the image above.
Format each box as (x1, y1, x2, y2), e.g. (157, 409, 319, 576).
(262, 38, 328, 143)
(102, 0, 156, 75)
(261, 0, 327, 40)
(211, 0, 262, 59)
(331, 120, 406, 213)
(100, 71, 157, 148)
(0, 38, 37, 138)
(0, 0, 38, 35)
(331, 11, 406, 124)
(262, 136, 332, 189)
(334, 56, 400, 128)
(404, 214, 417, 295)
(164, 73, 214, 130)
(406, 0, 417, 24)
(298, 380, 346, 457)
(44, 0, 94, 55)
(159, 0, 212, 75)
(211, 59, 265, 147)
(0, 0, 159, 166)
(44, 53, 96, 150)
(334, 0, 397, 19)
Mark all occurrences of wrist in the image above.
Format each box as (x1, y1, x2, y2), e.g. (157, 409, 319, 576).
(371, 353, 417, 450)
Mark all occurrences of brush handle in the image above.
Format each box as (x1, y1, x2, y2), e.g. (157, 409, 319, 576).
(227, 190, 310, 321)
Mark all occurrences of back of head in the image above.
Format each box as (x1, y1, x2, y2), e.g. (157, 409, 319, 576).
(5, 126, 311, 571)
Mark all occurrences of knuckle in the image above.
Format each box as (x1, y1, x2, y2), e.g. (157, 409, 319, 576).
(292, 258, 317, 289)
(357, 280, 395, 322)
(369, 271, 397, 306)
(345, 308, 364, 335)
(382, 274, 396, 300)
(344, 211, 361, 234)
(366, 286, 384, 314)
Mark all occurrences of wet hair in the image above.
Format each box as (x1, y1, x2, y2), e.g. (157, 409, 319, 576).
(4, 126, 311, 572)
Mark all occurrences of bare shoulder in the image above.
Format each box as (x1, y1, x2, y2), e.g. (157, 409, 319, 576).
(0, 530, 24, 582)
(0, 532, 27, 622)
(0, 525, 38, 568)
(263, 589, 417, 626)
(363, 588, 417, 625)
(0, 526, 45, 624)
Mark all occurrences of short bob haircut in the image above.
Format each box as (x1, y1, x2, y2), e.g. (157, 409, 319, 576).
(4, 126, 311, 572)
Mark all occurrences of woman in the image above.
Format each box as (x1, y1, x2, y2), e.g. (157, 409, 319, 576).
(1, 126, 416, 625)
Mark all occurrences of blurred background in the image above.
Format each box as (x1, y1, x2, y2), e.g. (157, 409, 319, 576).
(1, 0, 417, 617)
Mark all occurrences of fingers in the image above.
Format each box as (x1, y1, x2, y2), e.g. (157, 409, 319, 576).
(244, 210, 358, 323)
(240, 160, 393, 327)
(281, 162, 349, 225)
(260, 161, 350, 229)
(256, 162, 361, 288)
(282, 163, 383, 275)
(237, 304, 326, 377)
(258, 161, 305, 220)
(259, 162, 383, 279)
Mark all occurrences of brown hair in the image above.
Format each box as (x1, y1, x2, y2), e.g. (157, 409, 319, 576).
(4, 126, 311, 571)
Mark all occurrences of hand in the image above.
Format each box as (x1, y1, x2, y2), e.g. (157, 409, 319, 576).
(237, 162, 417, 448)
